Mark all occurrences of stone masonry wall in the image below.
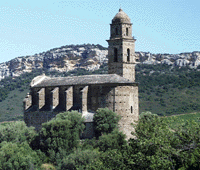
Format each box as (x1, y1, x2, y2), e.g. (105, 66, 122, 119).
(105, 85, 139, 139)
(51, 87, 59, 110)
(122, 63, 135, 82)
(23, 93, 32, 111)
(65, 86, 73, 111)
(24, 111, 57, 131)
(88, 85, 113, 112)
(81, 86, 88, 113)
(37, 88, 45, 110)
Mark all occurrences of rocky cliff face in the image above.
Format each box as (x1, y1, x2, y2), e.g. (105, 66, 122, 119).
(0, 44, 108, 80)
(136, 51, 200, 68)
(0, 44, 200, 80)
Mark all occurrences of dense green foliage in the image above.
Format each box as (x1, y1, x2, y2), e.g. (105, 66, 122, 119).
(136, 64, 200, 115)
(31, 111, 85, 164)
(0, 109, 199, 169)
(164, 112, 200, 129)
(96, 129, 127, 152)
(86, 112, 200, 170)
(86, 149, 127, 170)
(127, 112, 177, 169)
(0, 141, 44, 170)
(58, 149, 100, 170)
(0, 121, 36, 144)
(93, 108, 121, 137)
(0, 121, 45, 169)
(121, 112, 200, 169)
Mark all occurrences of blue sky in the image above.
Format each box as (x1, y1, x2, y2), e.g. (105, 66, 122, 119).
(0, 0, 200, 63)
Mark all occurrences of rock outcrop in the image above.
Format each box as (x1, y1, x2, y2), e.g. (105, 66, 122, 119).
(0, 44, 108, 80)
(135, 51, 200, 68)
(0, 44, 200, 80)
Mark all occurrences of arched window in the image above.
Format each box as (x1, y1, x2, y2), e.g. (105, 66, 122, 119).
(115, 27, 119, 35)
(114, 48, 118, 62)
(126, 28, 128, 36)
(127, 48, 130, 62)
(131, 106, 133, 113)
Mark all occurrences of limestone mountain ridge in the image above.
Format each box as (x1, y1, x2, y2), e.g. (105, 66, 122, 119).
(0, 44, 200, 80)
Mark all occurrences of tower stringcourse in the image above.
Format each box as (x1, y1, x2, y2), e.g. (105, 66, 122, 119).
(23, 8, 139, 139)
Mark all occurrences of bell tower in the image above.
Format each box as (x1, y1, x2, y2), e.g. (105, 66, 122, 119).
(107, 8, 136, 81)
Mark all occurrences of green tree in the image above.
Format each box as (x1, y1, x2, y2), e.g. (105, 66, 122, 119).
(172, 119, 200, 169)
(125, 112, 200, 170)
(31, 111, 85, 163)
(93, 108, 120, 137)
(0, 121, 36, 144)
(58, 149, 100, 170)
(0, 141, 44, 170)
(86, 149, 128, 170)
(96, 129, 127, 152)
(126, 112, 178, 169)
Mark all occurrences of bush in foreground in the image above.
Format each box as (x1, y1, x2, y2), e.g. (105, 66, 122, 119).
(0, 121, 36, 144)
(0, 141, 44, 170)
(93, 108, 120, 137)
(31, 111, 85, 164)
(58, 149, 100, 170)
(126, 112, 200, 170)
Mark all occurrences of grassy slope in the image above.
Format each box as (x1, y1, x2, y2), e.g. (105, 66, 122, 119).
(0, 88, 29, 121)
(137, 64, 200, 115)
(163, 112, 200, 129)
(139, 86, 200, 115)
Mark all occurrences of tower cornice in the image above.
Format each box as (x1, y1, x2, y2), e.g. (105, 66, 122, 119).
(106, 38, 136, 42)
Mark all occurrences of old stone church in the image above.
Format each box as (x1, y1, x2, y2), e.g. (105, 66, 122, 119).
(23, 8, 139, 139)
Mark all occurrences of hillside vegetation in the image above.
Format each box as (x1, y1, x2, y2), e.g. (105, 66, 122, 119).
(0, 63, 200, 121)
(136, 64, 200, 115)
(163, 112, 200, 129)
(0, 110, 199, 169)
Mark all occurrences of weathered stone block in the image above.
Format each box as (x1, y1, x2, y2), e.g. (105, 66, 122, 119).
(51, 87, 59, 110)
(23, 93, 32, 111)
(81, 86, 88, 113)
(65, 86, 73, 111)
(37, 88, 45, 110)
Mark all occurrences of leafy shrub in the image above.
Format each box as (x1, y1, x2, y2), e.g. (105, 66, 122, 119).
(86, 149, 127, 170)
(0, 121, 36, 144)
(96, 129, 127, 152)
(58, 149, 100, 170)
(93, 108, 120, 137)
(31, 111, 85, 163)
(126, 111, 200, 170)
(172, 120, 200, 170)
(0, 141, 45, 170)
(79, 138, 97, 150)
